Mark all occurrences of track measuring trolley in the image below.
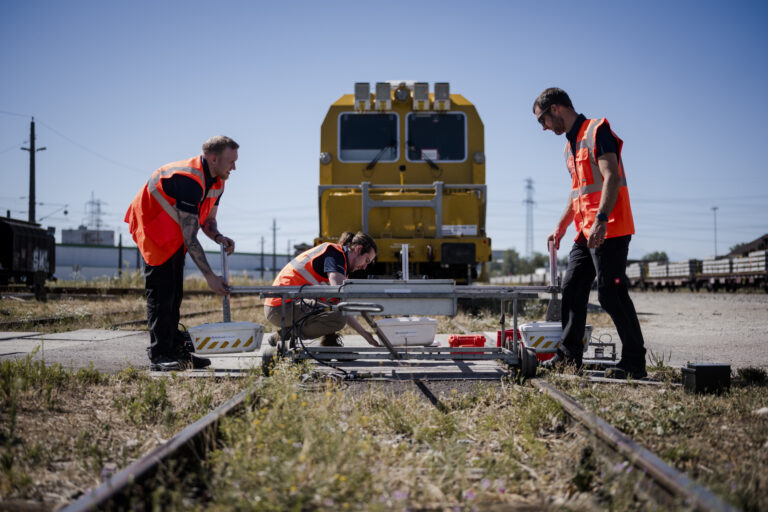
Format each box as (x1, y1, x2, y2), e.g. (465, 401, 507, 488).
(223, 246, 566, 381)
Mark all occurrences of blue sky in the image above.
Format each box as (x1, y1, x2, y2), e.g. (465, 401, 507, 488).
(2, 0, 766, 262)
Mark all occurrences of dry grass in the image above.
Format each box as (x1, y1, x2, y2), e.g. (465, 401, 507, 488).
(205, 363, 646, 511)
(0, 354, 245, 509)
(550, 373, 768, 512)
(2, 351, 765, 510)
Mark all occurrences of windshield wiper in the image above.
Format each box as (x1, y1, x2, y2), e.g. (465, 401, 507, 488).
(365, 140, 396, 170)
(408, 142, 441, 172)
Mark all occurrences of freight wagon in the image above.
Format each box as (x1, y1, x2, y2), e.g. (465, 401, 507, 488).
(626, 251, 767, 292)
(0, 216, 56, 299)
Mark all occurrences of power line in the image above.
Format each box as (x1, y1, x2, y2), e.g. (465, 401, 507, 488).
(0, 110, 30, 118)
(35, 120, 144, 174)
(0, 141, 25, 154)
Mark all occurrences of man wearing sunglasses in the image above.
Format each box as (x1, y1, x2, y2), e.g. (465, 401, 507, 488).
(533, 87, 647, 379)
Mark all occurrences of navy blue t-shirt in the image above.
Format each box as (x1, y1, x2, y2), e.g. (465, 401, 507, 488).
(566, 114, 619, 160)
(161, 157, 222, 214)
(311, 245, 348, 278)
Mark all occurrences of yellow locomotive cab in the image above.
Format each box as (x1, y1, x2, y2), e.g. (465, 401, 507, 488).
(315, 81, 491, 282)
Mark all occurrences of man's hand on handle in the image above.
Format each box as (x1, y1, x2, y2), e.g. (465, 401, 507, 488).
(206, 274, 231, 296)
(547, 228, 565, 251)
(216, 234, 235, 255)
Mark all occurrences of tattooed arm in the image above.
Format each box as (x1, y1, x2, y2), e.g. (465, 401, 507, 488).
(178, 208, 229, 295)
(201, 205, 235, 254)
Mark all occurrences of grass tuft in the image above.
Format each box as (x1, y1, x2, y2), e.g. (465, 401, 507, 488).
(737, 366, 767, 386)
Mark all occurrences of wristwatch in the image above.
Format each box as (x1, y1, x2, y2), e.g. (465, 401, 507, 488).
(596, 212, 609, 222)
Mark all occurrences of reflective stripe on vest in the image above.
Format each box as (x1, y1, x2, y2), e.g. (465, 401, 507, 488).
(287, 244, 330, 286)
(564, 118, 634, 239)
(147, 166, 205, 226)
(264, 243, 347, 307)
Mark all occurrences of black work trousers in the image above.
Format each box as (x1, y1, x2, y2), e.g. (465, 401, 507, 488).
(144, 246, 185, 361)
(560, 234, 646, 370)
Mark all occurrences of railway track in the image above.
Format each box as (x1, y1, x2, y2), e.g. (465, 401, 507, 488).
(61, 331, 738, 511)
(0, 304, 253, 330)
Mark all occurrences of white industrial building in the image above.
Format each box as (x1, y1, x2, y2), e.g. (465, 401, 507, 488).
(55, 244, 288, 282)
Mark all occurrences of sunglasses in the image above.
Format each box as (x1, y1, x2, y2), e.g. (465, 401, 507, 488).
(537, 105, 552, 126)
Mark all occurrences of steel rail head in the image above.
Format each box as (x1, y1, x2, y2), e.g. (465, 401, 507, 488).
(533, 381, 739, 512)
(61, 387, 251, 512)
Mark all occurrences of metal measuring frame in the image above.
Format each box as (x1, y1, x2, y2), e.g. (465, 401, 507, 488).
(223, 243, 562, 377)
(220, 244, 231, 322)
(229, 282, 556, 377)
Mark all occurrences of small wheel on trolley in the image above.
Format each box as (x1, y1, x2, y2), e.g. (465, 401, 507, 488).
(518, 344, 538, 378)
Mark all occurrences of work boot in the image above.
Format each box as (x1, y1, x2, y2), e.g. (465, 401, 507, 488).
(606, 363, 648, 379)
(172, 345, 211, 370)
(268, 327, 292, 347)
(320, 333, 344, 347)
(540, 349, 583, 374)
(612, 360, 648, 380)
(150, 355, 186, 372)
(174, 328, 211, 369)
(147, 346, 189, 369)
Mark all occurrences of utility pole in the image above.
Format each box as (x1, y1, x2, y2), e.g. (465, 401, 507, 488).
(20, 117, 46, 223)
(260, 236, 265, 280)
(286, 239, 292, 258)
(271, 218, 278, 280)
(711, 206, 719, 257)
(523, 178, 535, 258)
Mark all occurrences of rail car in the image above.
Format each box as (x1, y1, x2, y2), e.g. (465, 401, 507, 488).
(314, 81, 491, 282)
(0, 216, 56, 298)
(626, 251, 768, 292)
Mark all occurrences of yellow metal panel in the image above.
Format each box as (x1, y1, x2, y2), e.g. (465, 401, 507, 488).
(319, 87, 490, 278)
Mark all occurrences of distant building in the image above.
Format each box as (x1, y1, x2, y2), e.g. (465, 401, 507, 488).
(54, 244, 289, 282)
(62, 225, 115, 246)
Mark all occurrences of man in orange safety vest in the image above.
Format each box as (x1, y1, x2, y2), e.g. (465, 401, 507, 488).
(125, 135, 238, 371)
(534, 88, 647, 379)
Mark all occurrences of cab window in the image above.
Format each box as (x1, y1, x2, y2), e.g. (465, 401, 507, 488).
(406, 112, 466, 162)
(338, 113, 398, 162)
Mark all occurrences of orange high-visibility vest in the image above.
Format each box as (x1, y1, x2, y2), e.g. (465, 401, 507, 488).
(564, 118, 634, 240)
(124, 156, 224, 266)
(264, 243, 348, 307)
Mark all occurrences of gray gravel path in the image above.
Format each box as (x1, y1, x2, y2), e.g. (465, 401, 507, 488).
(2, 292, 765, 372)
(592, 291, 768, 369)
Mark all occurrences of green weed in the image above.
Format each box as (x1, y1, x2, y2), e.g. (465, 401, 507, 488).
(113, 377, 176, 426)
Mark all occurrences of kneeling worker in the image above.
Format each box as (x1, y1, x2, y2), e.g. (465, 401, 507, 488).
(264, 231, 380, 347)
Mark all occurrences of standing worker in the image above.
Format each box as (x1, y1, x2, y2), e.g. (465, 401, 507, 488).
(264, 231, 380, 348)
(533, 88, 647, 379)
(125, 136, 239, 371)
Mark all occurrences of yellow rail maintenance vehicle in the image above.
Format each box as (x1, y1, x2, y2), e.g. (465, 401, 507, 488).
(315, 81, 491, 282)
